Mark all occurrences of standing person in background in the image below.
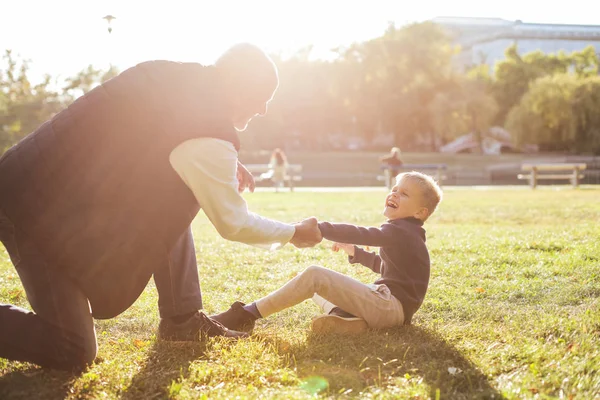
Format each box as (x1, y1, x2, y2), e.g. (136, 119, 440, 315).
(380, 147, 403, 189)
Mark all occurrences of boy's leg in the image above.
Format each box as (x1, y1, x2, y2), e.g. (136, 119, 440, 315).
(153, 226, 203, 319)
(0, 210, 97, 370)
(255, 265, 404, 329)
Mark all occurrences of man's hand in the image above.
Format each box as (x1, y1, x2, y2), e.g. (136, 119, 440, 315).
(332, 242, 355, 257)
(290, 217, 323, 248)
(236, 160, 255, 193)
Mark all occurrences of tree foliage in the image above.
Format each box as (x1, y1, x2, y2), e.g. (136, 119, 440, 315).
(2, 24, 600, 155)
(492, 45, 599, 124)
(0, 50, 63, 151)
(0, 51, 118, 152)
(507, 74, 579, 152)
(571, 76, 600, 154)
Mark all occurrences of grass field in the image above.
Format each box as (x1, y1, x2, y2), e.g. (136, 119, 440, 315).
(1, 186, 599, 399)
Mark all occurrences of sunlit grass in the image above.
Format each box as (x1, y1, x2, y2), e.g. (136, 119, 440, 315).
(1, 186, 599, 399)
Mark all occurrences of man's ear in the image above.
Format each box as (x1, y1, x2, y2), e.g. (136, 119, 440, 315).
(414, 207, 429, 221)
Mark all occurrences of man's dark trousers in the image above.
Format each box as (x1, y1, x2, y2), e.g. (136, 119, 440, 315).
(0, 208, 202, 370)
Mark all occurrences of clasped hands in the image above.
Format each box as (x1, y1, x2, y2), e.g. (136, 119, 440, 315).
(290, 217, 323, 248)
(235, 161, 323, 249)
(289, 219, 356, 254)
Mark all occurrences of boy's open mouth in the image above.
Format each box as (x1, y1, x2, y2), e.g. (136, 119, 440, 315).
(386, 200, 398, 209)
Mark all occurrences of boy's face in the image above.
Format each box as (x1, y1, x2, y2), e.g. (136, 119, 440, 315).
(383, 178, 429, 221)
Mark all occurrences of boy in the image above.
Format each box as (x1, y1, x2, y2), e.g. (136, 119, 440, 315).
(211, 172, 442, 334)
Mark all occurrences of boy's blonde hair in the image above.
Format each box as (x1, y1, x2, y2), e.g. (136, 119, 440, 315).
(396, 171, 443, 221)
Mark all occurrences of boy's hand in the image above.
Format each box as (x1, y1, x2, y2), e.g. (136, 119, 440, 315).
(332, 242, 355, 257)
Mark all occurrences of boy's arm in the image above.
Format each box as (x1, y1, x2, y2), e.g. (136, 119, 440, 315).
(318, 222, 398, 247)
(349, 246, 382, 273)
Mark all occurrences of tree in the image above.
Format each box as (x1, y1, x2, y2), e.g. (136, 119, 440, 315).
(1, 50, 120, 153)
(462, 78, 499, 153)
(571, 76, 600, 154)
(429, 91, 465, 146)
(244, 50, 339, 150)
(506, 74, 578, 151)
(0, 50, 63, 152)
(342, 21, 457, 149)
(429, 74, 497, 152)
(492, 45, 599, 125)
(570, 46, 599, 79)
(63, 64, 119, 100)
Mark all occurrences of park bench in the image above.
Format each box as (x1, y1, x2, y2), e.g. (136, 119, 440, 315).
(378, 164, 447, 188)
(517, 163, 586, 188)
(245, 164, 303, 191)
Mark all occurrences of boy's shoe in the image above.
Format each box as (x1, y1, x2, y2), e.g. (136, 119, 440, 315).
(210, 302, 257, 333)
(311, 314, 368, 334)
(158, 311, 249, 341)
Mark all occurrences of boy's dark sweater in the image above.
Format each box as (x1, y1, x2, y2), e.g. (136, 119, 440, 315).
(318, 217, 430, 324)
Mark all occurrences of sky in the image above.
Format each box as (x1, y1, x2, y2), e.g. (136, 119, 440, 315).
(1, 0, 598, 83)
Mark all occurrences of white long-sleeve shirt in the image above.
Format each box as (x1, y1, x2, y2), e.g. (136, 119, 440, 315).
(169, 138, 295, 248)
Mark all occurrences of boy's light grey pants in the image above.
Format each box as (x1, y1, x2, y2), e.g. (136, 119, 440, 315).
(255, 265, 405, 329)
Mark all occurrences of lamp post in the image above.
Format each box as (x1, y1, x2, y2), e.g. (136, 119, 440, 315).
(102, 15, 118, 79)
(103, 15, 116, 34)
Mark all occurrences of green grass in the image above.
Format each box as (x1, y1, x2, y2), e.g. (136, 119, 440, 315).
(1, 186, 599, 399)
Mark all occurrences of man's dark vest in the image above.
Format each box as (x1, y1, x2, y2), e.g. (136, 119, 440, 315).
(0, 61, 240, 318)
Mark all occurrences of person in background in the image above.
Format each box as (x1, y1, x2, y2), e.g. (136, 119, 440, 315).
(380, 147, 403, 189)
(259, 148, 289, 192)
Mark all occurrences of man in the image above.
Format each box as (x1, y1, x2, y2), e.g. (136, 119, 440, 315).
(0, 43, 322, 371)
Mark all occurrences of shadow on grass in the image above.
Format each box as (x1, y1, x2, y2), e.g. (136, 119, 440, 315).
(0, 340, 208, 400)
(0, 367, 75, 400)
(286, 325, 504, 400)
(120, 340, 207, 400)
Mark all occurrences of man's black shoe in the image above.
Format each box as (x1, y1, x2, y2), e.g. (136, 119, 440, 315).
(210, 301, 257, 333)
(158, 311, 249, 341)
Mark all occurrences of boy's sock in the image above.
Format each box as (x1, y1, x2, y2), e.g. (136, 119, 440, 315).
(242, 302, 262, 319)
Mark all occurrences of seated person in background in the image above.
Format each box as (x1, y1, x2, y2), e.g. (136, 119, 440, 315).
(380, 147, 403, 189)
(211, 171, 443, 334)
(259, 148, 288, 191)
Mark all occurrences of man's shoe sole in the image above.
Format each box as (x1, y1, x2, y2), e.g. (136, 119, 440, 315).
(311, 315, 368, 334)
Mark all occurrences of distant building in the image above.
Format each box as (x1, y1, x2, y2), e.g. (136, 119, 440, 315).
(432, 17, 600, 70)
